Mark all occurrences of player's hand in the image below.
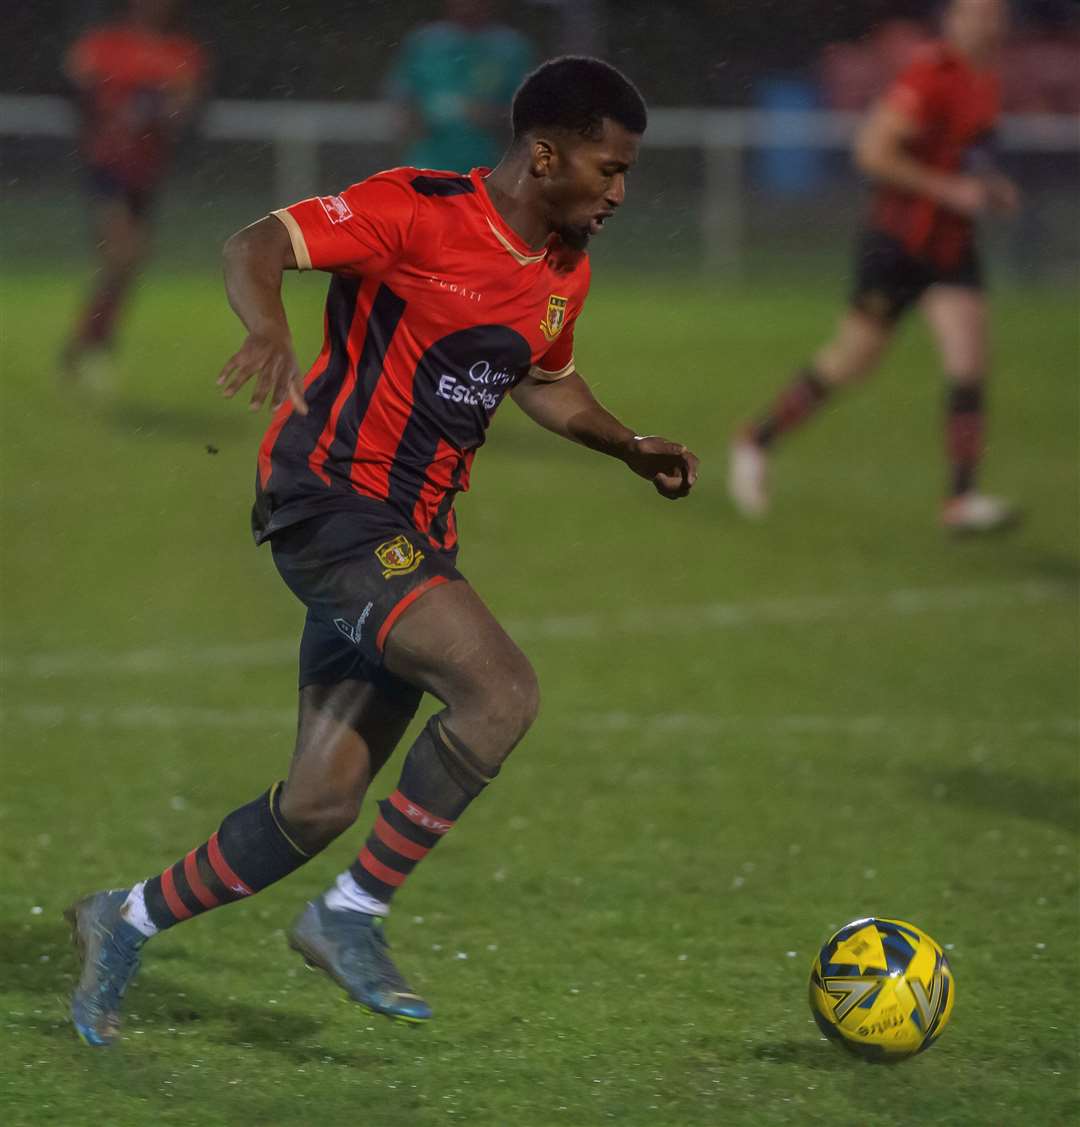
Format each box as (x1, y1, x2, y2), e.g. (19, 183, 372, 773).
(984, 172, 1021, 215)
(217, 328, 308, 415)
(624, 435, 699, 499)
(939, 175, 991, 217)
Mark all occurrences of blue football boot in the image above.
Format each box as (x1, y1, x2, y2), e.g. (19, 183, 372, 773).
(64, 889, 145, 1047)
(288, 900, 431, 1024)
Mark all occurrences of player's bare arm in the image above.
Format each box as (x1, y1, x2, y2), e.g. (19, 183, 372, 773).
(61, 48, 101, 146)
(855, 103, 1018, 218)
(218, 215, 308, 415)
(512, 369, 699, 499)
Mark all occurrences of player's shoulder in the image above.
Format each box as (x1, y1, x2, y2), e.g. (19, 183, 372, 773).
(364, 166, 480, 206)
(67, 21, 134, 76)
(340, 167, 481, 237)
(71, 21, 127, 51)
(162, 30, 207, 65)
(399, 168, 489, 252)
(895, 40, 953, 83)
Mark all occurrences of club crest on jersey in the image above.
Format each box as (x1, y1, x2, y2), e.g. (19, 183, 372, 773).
(375, 535, 424, 579)
(318, 194, 353, 224)
(540, 294, 569, 341)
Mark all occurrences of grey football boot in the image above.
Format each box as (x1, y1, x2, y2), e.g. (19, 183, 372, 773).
(65, 889, 145, 1046)
(288, 899, 432, 1024)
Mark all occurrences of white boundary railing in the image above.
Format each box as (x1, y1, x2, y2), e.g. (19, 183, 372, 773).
(2, 94, 1077, 274)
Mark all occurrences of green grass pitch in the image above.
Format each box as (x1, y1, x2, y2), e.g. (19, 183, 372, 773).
(1, 264, 1077, 1126)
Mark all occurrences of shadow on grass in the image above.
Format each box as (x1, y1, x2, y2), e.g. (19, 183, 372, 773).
(0, 915, 380, 1065)
(104, 398, 248, 446)
(916, 765, 1080, 833)
(1023, 553, 1080, 586)
(2, 916, 76, 994)
(752, 1040, 858, 1071)
(129, 973, 392, 1067)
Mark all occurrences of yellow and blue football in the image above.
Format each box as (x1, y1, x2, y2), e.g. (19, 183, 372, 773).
(809, 917, 955, 1062)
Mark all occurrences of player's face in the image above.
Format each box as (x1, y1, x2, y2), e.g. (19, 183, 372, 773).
(544, 120, 641, 251)
(945, 0, 1008, 57)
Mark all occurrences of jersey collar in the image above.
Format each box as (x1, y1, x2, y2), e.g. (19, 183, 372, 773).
(470, 167, 549, 266)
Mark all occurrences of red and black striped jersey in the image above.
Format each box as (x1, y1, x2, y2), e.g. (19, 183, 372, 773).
(871, 42, 1001, 268)
(254, 166, 590, 552)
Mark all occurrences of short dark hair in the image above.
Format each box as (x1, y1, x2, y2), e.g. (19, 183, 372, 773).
(512, 56, 647, 142)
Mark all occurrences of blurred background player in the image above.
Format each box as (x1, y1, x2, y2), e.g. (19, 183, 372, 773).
(385, 0, 534, 173)
(60, 0, 207, 383)
(729, 0, 1021, 533)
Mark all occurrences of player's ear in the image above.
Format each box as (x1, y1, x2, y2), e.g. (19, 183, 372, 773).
(529, 137, 555, 179)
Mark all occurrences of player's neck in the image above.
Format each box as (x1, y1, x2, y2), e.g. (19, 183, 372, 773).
(482, 162, 552, 251)
(946, 36, 999, 68)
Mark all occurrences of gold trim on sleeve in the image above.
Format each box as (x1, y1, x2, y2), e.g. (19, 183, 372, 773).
(271, 208, 312, 272)
(527, 357, 575, 382)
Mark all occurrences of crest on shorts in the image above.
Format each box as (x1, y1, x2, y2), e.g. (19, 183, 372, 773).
(540, 294, 569, 341)
(375, 535, 424, 579)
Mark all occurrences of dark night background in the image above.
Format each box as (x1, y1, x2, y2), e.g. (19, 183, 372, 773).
(5, 1, 1075, 104)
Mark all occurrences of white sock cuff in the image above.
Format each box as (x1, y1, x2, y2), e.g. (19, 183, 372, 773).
(323, 871, 389, 917)
(121, 881, 159, 938)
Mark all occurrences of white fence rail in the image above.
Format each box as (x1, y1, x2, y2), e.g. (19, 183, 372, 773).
(3, 94, 1077, 274)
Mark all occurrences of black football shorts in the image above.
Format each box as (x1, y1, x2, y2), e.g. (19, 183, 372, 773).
(269, 503, 464, 702)
(86, 164, 157, 218)
(850, 229, 983, 324)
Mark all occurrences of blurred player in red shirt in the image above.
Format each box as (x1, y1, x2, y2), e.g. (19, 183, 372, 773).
(730, 0, 1020, 533)
(61, 0, 207, 381)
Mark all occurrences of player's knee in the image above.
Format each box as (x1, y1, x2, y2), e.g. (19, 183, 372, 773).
(108, 232, 146, 276)
(451, 653, 540, 760)
(278, 784, 361, 851)
(818, 344, 880, 386)
(818, 316, 891, 385)
(484, 658, 541, 753)
(814, 346, 857, 386)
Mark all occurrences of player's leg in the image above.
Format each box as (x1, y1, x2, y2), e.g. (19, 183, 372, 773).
(921, 284, 1017, 531)
(375, 579, 539, 866)
(66, 675, 415, 1046)
(61, 188, 148, 381)
(290, 579, 539, 1023)
(729, 308, 894, 516)
(309, 581, 539, 925)
(728, 230, 915, 517)
(278, 678, 418, 853)
(381, 578, 540, 766)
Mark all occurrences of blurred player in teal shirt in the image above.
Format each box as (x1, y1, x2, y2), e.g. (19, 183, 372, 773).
(386, 0, 534, 172)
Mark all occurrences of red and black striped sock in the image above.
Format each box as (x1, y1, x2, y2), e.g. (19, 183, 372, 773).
(945, 382, 984, 497)
(141, 782, 311, 931)
(351, 714, 493, 904)
(751, 365, 831, 448)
